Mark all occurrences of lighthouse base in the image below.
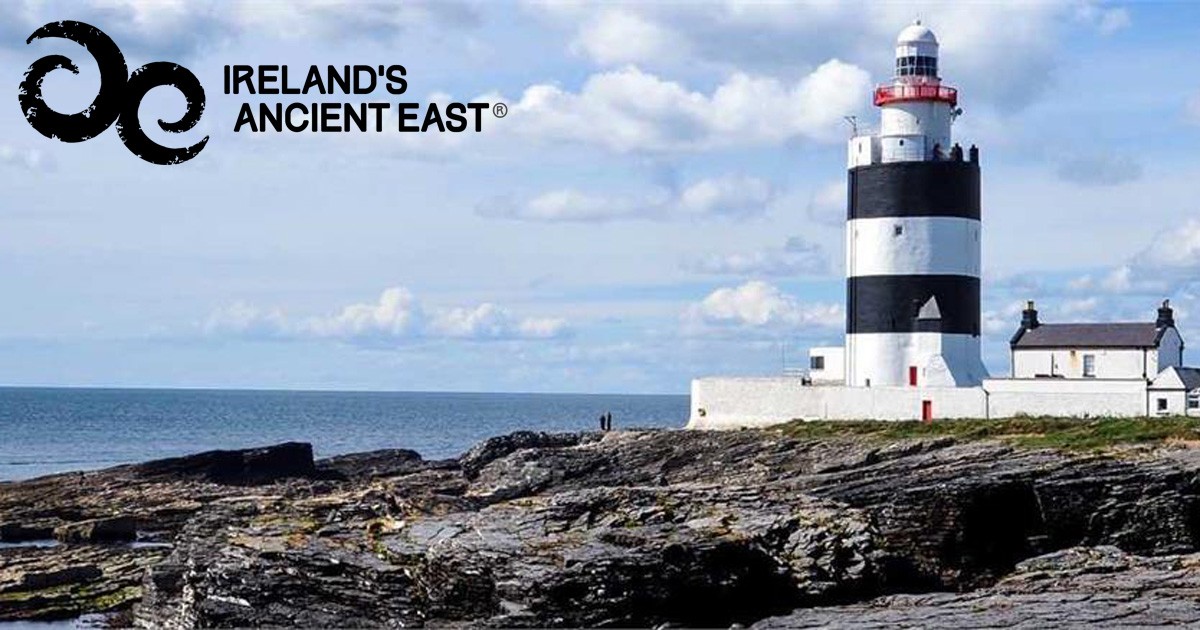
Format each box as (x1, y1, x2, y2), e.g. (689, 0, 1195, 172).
(845, 332, 987, 388)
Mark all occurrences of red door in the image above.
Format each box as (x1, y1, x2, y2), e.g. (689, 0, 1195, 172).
(908, 366, 918, 387)
(922, 400, 933, 423)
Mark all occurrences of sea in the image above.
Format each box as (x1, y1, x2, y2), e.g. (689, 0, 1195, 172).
(0, 387, 689, 482)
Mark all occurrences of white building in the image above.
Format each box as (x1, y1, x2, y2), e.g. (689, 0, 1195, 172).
(807, 346, 846, 385)
(687, 22, 1196, 430)
(1008, 301, 1182, 380)
(1149, 367, 1200, 416)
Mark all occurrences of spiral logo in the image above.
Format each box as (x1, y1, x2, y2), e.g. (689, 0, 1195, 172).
(18, 21, 208, 165)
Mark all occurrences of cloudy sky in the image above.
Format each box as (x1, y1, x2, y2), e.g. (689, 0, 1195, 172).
(2, 0, 1198, 394)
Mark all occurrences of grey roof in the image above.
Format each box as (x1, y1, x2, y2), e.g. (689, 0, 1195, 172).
(1012, 322, 1164, 349)
(1179, 367, 1200, 391)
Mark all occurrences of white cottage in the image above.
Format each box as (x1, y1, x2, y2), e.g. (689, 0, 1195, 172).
(1149, 366, 1200, 416)
(1008, 301, 1183, 380)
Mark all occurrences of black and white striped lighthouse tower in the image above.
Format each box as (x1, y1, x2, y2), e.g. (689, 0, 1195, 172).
(844, 21, 988, 387)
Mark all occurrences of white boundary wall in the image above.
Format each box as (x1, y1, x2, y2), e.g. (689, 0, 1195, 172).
(983, 378, 1146, 418)
(688, 376, 1156, 429)
(688, 378, 987, 429)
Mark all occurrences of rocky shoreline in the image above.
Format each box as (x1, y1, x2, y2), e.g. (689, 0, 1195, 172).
(4, 427, 1200, 627)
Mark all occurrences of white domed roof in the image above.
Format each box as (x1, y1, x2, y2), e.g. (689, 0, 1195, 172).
(897, 20, 937, 45)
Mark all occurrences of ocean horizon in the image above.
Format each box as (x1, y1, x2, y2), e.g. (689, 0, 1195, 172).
(0, 386, 689, 482)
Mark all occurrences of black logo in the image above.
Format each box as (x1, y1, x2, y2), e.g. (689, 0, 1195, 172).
(18, 21, 207, 165)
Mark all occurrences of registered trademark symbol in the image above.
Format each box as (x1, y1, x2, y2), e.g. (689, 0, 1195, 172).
(492, 102, 508, 118)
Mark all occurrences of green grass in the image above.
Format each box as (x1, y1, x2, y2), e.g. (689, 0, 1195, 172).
(774, 416, 1200, 451)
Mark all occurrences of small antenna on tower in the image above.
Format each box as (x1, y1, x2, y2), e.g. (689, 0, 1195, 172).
(843, 115, 858, 136)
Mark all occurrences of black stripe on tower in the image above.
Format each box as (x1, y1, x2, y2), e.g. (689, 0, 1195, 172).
(847, 275, 980, 336)
(848, 160, 980, 220)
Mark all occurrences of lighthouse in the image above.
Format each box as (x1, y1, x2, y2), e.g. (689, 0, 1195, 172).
(843, 21, 988, 387)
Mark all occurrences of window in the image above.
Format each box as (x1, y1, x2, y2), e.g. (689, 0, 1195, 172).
(915, 56, 938, 76)
(1189, 395, 1199, 410)
(898, 56, 936, 77)
(895, 56, 938, 77)
(894, 224, 904, 236)
(1083, 354, 1096, 378)
(810, 356, 825, 370)
(1158, 398, 1169, 412)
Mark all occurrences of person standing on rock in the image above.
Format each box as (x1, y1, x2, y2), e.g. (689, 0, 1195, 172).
(599, 413, 607, 432)
(605, 411, 613, 431)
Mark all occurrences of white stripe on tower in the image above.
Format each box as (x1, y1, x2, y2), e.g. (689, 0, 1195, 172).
(846, 217, 980, 277)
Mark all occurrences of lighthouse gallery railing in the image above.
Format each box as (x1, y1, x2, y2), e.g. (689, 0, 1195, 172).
(873, 84, 958, 107)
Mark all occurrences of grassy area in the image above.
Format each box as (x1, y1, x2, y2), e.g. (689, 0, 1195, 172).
(774, 416, 1200, 452)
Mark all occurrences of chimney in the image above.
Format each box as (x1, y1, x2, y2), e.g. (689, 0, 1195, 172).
(1021, 300, 1040, 329)
(1157, 299, 1175, 328)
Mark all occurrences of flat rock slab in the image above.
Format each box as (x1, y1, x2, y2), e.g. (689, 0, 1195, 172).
(754, 546, 1200, 628)
(54, 516, 138, 543)
(0, 543, 167, 621)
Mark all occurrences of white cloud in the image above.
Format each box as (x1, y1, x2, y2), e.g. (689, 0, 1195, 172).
(3, 0, 481, 55)
(990, 218, 1200, 335)
(528, 2, 1127, 112)
(1067, 275, 1094, 292)
(683, 236, 830, 278)
(0, 145, 51, 172)
(805, 180, 845, 227)
(684, 280, 842, 334)
(1065, 221, 1200, 299)
(1134, 219, 1200, 274)
(205, 287, 568, 344)
(481, 189, 643, 223)
(570, 9, 682, 65)
(1101, 265, 1136, 293)
(1073, 3, 1131, 36)
(429, 303, 565, 340)
(675, 175, 776, 218)
(1059, 296, 1099, 317)
(230, 0, 480, 39)
(499, 61, 871, 152)
(302, 287, 426, 340)
(203, 301, 290, 338)
(21, 0, 475, 45)
(983, 300, 1026, 335)
(478, 174, 775, 223)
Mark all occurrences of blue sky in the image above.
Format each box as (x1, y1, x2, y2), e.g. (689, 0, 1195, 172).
(2, 0, 1199, 394)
